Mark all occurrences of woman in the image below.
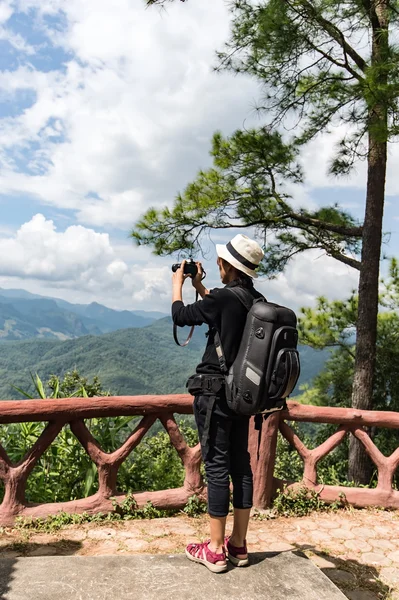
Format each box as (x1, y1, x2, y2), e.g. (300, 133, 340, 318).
(172, 234, 264, 573)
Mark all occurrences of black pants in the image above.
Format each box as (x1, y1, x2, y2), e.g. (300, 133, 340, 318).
(193, 392, 253, 517)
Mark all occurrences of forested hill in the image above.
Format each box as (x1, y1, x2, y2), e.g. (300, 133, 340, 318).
(0, 317, 327, 400)
(0, 287, 166, 340)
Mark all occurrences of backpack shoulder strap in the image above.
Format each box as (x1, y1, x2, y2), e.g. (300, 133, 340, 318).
(213, 287, 259, 374)
(226, 286, 265, 311)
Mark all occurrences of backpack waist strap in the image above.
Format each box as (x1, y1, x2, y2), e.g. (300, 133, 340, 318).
(186, 374, 225, 396)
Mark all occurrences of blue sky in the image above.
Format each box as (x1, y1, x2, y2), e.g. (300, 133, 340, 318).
(0, 0, 397, 312)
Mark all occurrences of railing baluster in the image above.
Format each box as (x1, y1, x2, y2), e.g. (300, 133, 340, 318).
(1, 396, 399, 525)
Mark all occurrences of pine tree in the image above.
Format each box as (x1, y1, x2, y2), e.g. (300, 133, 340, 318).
(140, 0, 399, 483)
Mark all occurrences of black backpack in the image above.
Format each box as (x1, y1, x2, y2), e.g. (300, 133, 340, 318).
(214, 287, 300, 417)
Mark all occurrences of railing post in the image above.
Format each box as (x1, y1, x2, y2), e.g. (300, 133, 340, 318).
(248, 412, 280, 509)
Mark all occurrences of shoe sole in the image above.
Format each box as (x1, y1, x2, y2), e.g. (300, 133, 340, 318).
(227, 552, 249, 567)
(185, 548, 228, 573)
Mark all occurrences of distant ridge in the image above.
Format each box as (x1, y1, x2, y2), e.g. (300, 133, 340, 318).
(0, 287, 168, 341)
(0, 316, 328, 400)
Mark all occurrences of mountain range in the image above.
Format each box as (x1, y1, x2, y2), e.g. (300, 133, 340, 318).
(0, 287, 167, 341)
(0, 287, 328, 401)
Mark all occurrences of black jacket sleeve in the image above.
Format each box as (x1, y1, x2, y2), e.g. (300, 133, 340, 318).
(171, 290, 222, 328)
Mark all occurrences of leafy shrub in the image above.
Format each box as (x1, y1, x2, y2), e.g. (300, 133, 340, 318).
(273, 485, 347, 517)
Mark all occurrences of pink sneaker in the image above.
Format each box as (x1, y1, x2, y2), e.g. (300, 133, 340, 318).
(225, 536, 249, 567)
(185, 541, 227, 573)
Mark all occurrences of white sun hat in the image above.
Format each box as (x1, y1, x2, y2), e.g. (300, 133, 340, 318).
(216, 234, 264, 279)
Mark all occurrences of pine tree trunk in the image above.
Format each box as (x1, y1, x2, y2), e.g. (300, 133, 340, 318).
(348, 0, 389, 484)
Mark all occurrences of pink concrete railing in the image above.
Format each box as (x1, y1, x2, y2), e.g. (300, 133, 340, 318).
(0, 396, 398, 526)
(259, 403, 399, 510)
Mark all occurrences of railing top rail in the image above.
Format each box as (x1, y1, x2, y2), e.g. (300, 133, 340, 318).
(0, 395, 399, 429)
(283, 402, 399, 429)
(0, 394, 194, 424)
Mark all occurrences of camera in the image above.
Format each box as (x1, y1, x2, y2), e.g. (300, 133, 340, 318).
(171, 258, 198, 278)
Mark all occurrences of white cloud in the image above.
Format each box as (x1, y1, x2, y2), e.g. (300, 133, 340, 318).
(0, 0, 260, 229)
(0, 214, 115, 280)
(0, 214, 176, 310)
(257, 250, 359, 311)
(0, 214, 362, 314)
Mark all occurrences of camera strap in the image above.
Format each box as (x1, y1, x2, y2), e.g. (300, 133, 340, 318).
(173, 290, 199, 347)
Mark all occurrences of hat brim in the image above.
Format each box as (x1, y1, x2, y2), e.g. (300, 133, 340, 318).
(216, 244, 259, 279)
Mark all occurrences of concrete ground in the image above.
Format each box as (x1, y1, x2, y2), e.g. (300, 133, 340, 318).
(0, 552, 347, 600)
(0, 508, 398, 599)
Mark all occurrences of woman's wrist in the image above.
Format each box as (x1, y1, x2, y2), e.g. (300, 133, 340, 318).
(193, 282, 209, 298)
(172, 283, 183, 303)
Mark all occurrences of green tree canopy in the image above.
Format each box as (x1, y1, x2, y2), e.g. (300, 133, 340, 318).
(141, 0, 399, 483)
(299, 258, 399, 413)
(133, 128, 362, 275)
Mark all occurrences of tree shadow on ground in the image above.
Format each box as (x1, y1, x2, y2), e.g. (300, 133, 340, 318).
(0, 540, 83, 600)
(0, 558, 16, 600)
(292, 543, 393, 599)
(0, 539, 82, 558)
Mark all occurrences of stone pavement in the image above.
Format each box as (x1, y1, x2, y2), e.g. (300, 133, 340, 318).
(0, 508, 399, 599)
(0, 552, 348, 600)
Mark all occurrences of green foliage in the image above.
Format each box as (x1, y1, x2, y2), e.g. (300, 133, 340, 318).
(0, 370, 200, 505)
(0, 319, 205, 400)
(0, 319, 322, 401)
(135, 0, 399, 275)
(298, 260, 399, 414)
(220, 0, 399, 144)
(182, 495, 208, 518)
(14, 501, 174, 532)
(132, 128, 362, 276)
(112, 495, 173, 520)
(294, 260, 399, 485)
(272, 485, 347, 517)
(14, 511, 120, 533)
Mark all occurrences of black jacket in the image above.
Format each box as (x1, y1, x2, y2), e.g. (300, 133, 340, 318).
(172, 280, 262, 375)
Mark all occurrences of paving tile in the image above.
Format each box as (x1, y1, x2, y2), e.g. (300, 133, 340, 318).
(360, 552, 392, 567)
(348, 527, 376, 539)
(379, 566, 399, 586)
(316, 519, 341, 530)
(246, 532, 261, 544)
(160, 520, 197, 536)
(60, 529, 87, 542)
(374, 525, 395, 536)
(330, 528, 356, 540)
(87, 528, 116, 540)
(28, 534, 59, 544)
(87, 540, 121, 555)
(122, 539, 150, 552)
(369, 538, 395, 551)
(0, 550, 21, 558)
(344, 539, 372, 553)
(268, 542, 295, 552)
(308, 554, 338, 569)
(388, 551, 399, 564)
(257, 532, 281, 543)
(309, 530, 334, 543)
(149, 537, 181, 552)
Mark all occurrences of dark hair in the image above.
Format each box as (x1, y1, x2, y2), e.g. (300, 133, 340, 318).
(220, 258, 254, 289)
(233, 271, 254, 289)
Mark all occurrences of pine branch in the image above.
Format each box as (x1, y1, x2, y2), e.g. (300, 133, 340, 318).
(329, 251, 361, 270)
(285, 0, 367, 74)
(287, 212, 363, 237)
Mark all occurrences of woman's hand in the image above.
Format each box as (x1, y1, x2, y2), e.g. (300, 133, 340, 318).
(191, 261, 204, 288)
(192, 261, 209, 298)
(172, 260, 188, 288)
